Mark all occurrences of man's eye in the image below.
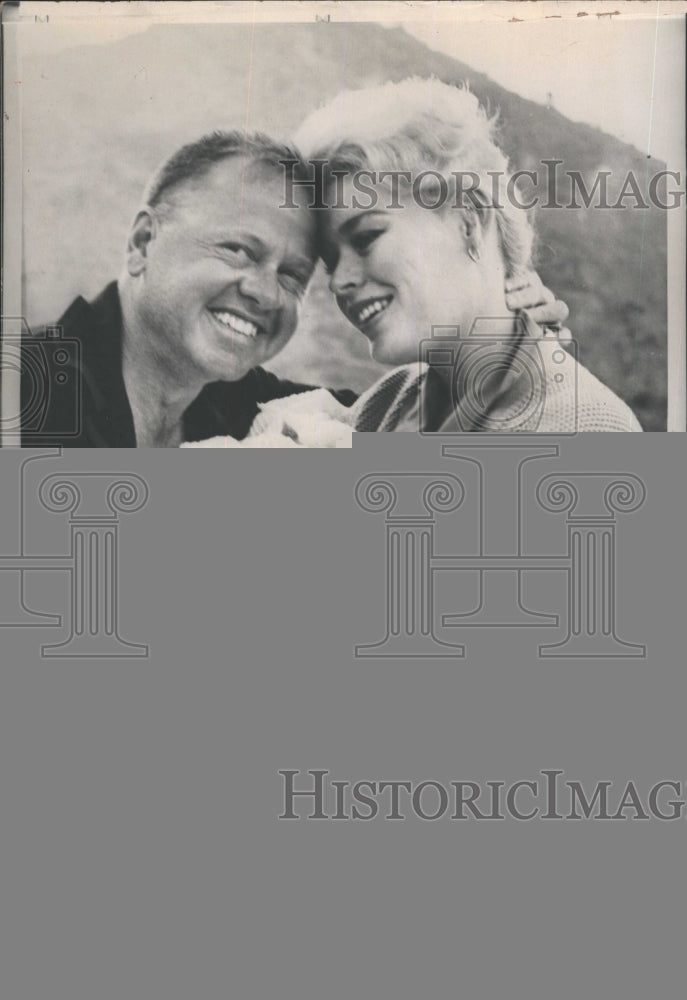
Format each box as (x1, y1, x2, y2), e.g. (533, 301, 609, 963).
(280, 270, 309, 293)
(219, 242, 253, 263)
(352, 229, 384, 253)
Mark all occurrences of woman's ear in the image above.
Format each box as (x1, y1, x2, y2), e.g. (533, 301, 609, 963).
(126, 209, 157, 277)
(462, 211, 476, 241)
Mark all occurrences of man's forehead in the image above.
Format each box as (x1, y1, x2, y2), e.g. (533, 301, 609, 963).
(175, 157, 288, 207)
(176, 157, 315, 230)
(206, 155, 279, 189)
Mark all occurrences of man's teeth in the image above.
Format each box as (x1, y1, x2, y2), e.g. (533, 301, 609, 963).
(357, 297, 391, 324)
(211, 310, 259, 338)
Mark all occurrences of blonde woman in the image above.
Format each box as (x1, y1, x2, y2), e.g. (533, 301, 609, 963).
(292, 78, 642, 433)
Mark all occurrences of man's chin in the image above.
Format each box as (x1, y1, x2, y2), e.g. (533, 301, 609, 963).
(202, 352, 257, 383)
(197, 330, 265, 380)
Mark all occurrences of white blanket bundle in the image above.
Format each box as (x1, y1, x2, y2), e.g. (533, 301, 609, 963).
(180, 389, 355, 449)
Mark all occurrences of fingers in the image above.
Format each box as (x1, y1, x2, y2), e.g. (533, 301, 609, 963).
(507, 287, 552, 311)
(507, 286, 553, 312)
(505, 268, 570, 325)
(505, 270, 573, 341)
(505, 270, 543, 294)
(541, 324, 573, 345)
(526, 297, 570, 325)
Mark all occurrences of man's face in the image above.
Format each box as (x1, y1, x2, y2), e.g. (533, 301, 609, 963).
(131, 157, 317, 382)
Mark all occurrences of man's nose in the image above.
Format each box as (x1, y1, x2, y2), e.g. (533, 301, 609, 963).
(328, 250, 363, 297)
(237, 267, 281, 312)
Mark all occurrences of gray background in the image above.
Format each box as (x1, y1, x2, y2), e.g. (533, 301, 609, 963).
(0, 434, 684, 999)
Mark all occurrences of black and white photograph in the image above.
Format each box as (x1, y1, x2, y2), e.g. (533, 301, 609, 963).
(2, 0, 685, 445)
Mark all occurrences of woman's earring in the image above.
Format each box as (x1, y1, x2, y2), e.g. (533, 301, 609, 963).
(468, 244, 481, 263)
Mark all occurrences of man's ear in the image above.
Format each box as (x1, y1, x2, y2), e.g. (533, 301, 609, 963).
(126, 208, 158, 277)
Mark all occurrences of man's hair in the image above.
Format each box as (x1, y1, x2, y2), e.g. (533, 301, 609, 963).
(294, 77, 534, 276)
(144, 129, 309, 210)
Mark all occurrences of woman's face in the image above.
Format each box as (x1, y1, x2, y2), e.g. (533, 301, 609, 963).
(321, 176, 485, 366)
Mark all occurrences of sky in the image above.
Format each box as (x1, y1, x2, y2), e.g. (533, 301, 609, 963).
(9, 1, 685, 164)
(405, 10, 683, 165)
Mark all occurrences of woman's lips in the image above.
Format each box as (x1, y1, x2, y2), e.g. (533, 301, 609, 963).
(350, 294, 393, 331)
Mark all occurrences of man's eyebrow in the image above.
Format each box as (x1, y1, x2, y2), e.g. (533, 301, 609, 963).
(337, 210, 388, 237)
(213, 232, 265, 251)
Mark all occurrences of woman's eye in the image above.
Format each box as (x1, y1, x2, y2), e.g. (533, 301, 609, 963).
(352, 229, 384, 253)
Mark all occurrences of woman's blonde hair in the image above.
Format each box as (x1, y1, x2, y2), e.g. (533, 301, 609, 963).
(294, 77, 534, 276)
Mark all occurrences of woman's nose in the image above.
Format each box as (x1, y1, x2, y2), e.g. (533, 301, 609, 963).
(328, 251, 363, 296)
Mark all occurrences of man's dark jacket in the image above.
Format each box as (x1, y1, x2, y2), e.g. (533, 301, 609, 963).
(21, 283, 356, 447)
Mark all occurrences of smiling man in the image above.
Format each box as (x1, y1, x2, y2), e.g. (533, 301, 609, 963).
(20, 131, 355, 447)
